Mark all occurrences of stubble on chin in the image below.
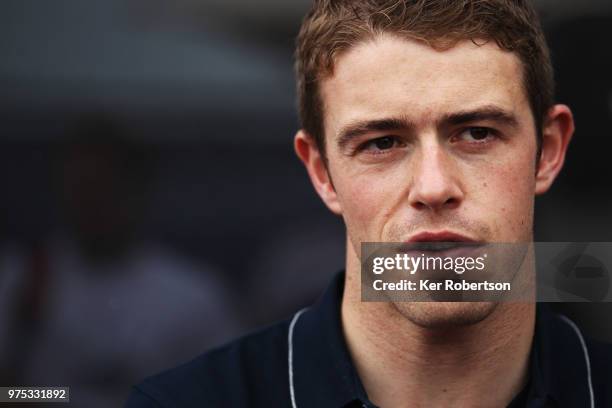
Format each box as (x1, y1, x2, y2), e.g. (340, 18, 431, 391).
(391, 301, 499, 329)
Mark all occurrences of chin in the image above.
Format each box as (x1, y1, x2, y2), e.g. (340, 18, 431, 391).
(392, 302, 499, 329)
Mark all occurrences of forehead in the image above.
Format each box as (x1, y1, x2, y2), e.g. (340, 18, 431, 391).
(320, 34, 530, 137)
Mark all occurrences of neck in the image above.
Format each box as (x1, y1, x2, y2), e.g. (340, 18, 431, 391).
(341, 243, 535, 407)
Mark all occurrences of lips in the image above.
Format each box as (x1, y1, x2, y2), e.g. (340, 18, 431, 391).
(406, 231, 478, 243)
(400, 231, 483, 254)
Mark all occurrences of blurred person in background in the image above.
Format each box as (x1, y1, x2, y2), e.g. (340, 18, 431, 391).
(0, 115, 240, 408)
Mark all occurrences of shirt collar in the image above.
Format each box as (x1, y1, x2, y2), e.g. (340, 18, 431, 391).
(291, 271, 368, 407)
(531, 304, 593, 407)
(291, 272, 593, 408)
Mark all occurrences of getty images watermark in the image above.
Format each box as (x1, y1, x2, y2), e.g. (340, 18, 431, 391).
(361, 242, 612, 302)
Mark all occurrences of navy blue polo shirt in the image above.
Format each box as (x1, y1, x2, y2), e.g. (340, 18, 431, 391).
(125, 272, 612, 407)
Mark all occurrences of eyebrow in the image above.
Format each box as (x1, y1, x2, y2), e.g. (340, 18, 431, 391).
(337, 117, 415, 150)
(441, 106, 520, 129)
(335, 105, 520, 150)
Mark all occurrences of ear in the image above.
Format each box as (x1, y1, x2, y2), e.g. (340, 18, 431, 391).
(535, 104, 575, 195)
(294, 130, 342, 214)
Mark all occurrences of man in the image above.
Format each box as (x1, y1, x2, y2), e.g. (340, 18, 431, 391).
(126, 1, 612, 407)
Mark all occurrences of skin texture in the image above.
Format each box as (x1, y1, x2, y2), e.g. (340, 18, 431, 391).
(295, 34, 573, 407)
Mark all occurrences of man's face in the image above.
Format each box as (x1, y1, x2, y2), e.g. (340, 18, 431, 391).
(319, 35, 540, 326)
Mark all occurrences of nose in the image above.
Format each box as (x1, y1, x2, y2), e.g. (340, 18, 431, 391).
(407, 143, 464, 212)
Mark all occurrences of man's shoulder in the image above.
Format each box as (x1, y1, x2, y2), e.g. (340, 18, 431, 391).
(544, 309, 612, 406)
(550, 311, 612, 376)
(124, 318, 293, 408)
(585, 336, 612, 397)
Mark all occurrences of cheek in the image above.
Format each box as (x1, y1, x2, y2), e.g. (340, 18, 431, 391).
(469, 153, 536, 240)
(331, 163, 402, 241)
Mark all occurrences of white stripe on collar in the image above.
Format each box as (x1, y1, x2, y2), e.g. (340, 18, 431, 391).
(558, 314, 594, 408)
(288, 308, 308, 408)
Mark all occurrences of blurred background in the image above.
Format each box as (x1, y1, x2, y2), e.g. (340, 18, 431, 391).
(0, 0, 611, 406)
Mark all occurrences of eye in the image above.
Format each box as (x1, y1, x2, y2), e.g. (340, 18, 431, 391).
(373, 136, 395, 150)
(360, 136, 401, 152)
(456, 127, 496, 142)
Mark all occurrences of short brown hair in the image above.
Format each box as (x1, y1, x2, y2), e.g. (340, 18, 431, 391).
(295, 0, 554, 157)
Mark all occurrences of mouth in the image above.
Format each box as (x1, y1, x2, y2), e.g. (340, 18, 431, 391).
(406, 231, 478, 243)
(400, 231, 484, 254)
